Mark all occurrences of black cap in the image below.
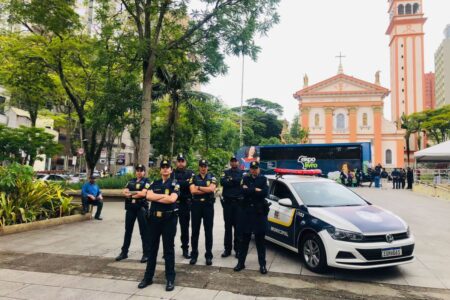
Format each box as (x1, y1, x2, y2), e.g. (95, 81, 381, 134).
(160, 159, 171, 168)
(199, 159, 208, 167)
(135, 164, 146, 171)
(230, 156, 238, 162)
(89, 175, 96, 180)
(250, 161, 259, 169)
(177, 153, 186, 161)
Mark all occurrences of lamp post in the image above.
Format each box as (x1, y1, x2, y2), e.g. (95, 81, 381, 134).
(239, 54, 245, 147)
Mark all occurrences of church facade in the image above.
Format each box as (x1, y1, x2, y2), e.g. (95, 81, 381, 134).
(294, 71, 405, 168)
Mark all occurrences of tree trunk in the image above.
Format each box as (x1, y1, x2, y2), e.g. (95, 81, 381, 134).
(137, 58, 155, 166)
(405, 133, 410, 167)
(169, 97, 179, 158)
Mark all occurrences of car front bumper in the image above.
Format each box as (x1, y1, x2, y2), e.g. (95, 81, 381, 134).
(319, 230, 415, 270)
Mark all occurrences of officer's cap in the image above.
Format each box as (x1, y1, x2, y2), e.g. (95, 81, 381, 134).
(230, 156, 238, 162)
(177, 153, 186, 161)
(250, 161, 259, 169)
(135, 164, 146, 171)
(199, 159, 208, 167)
(160, 159, 171, 168)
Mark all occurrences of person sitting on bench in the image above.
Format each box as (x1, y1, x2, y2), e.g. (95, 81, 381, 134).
(81, 175, 104, 220)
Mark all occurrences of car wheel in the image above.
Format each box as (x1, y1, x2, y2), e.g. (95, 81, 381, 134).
(300, 233, 328, 273)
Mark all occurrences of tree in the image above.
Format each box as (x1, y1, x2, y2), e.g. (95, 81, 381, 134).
(103, 0, 280, 165)
(281, 114, 308, 144)
(0, 34, 57, 126)
(0, 125, 62, 166)
(400, 113, 419, 166)
(246, 98, 283, 116)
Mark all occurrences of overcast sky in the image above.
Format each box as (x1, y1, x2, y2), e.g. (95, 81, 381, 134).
(199, 0, 449, 123)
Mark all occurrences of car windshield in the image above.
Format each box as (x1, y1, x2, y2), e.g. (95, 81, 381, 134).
(291, 182, 368, 207)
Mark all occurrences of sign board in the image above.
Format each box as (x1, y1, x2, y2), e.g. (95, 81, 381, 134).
(116, 153, 125, 165)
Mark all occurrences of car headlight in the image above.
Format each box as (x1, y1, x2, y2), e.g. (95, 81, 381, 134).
(326, 227, 364, 242)
(406, 226, 410, 238)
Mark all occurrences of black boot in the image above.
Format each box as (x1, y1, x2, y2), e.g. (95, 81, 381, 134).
(140, 255, 148, 263)
(166, 280, 175, 291)
(233, 262, 245, 272)
(182, 249, 191, 259)
(115, 252, 128, 261)
(260, 265, 267, 274)
(221, 250, 231, 258)
(189, 257, 197, 265)
(205, 258, 213, 266)
(138, 278, 153, 289)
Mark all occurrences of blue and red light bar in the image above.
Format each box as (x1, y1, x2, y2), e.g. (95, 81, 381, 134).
(274, 168, 322, 176)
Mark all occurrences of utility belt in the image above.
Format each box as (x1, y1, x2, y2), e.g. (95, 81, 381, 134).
(147, 209, 178, 219)
(176, 196, 192, 205)
(192, 196, 214, 203)
(242, 200, 271, 215)
(125, 197, 146, 204)
(222, 196, 242, 203)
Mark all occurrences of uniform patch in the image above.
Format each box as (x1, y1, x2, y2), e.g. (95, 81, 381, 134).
(136, 183, 141, 189)
(165, 189, 170, 195)
(145, 183, 150, 189)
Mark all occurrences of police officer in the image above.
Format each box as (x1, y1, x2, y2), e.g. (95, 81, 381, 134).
(220, 156, 244, 258)
(234, 161, 269, 274)
(171, 154, 194, 259)
(116, 164, 151, 263)
(189, 159, 217, 266)
(138, 160, 179, 291)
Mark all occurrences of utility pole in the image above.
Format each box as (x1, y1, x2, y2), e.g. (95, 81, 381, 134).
(239, 54, 245, 147)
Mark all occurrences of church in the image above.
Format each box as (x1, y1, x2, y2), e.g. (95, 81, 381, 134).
(293, 65, 405, 168)
(293, 0, 428, 168)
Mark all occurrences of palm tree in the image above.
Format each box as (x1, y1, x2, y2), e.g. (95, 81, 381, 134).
(400, 113, 419, 167)
(153, 67, 214, 157)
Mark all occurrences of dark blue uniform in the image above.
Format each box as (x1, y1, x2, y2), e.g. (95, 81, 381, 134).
(171, 168, 194, 253)
(189, 173, 217, 261)
(143, 178, 179, 283)
(220, 167, 244, 255)
(238, 173, 269, 267)
(120, 177, 151, 257)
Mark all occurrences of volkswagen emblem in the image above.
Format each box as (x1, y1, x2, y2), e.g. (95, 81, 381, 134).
(386, 234, 394, 243)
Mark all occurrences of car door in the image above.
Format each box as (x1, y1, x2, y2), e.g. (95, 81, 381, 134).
(266, 180, 298, 247)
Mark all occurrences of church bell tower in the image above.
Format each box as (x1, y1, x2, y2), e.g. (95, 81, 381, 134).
(387, 0, 427, 125)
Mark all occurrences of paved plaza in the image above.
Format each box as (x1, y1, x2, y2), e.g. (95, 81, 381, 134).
(1, 187, 450, 299)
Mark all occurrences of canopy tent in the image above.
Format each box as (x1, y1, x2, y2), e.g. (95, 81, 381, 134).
(414, 141, 450, 162)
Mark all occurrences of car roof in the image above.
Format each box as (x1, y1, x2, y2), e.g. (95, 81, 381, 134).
(266, 174, 335, 184)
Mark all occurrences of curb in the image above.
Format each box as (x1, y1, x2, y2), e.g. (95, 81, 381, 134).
(0, 214, 91, 236)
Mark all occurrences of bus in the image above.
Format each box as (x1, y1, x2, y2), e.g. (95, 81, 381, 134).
(236, 142, 372, 180)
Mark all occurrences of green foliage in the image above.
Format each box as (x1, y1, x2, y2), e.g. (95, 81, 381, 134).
(281, 114, 309, 144)
(0, 125, 62, 166)
(67, 174, 135, 190)
(0, 164, 77, 226)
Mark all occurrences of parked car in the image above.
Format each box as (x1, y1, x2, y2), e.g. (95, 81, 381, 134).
(36, 174, 67, 182)
(265, 169, 415, 273)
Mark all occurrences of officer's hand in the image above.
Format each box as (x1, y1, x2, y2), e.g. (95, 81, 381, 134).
(243, 185, 248, 189)
(255, 188, 262, 192)
(124, 191, 131, 197)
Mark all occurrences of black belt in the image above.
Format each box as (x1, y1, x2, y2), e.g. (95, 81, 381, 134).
(192, 197, 213, 203)
(223, 197, 240, 202)
(149, 209, 178, 218)
(126, 198, 145, 204)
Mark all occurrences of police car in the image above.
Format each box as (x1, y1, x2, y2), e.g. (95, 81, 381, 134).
(265, 169, 415, 273)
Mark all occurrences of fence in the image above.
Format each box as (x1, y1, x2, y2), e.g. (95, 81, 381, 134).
(414, 169, 450, 186)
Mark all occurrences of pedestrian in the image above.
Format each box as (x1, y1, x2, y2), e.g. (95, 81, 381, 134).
(374, 163, 382, 188)
(171, 153, 194, 259)
(367, 168, 374, 188)
(391, 168, 400, 189)
(407, 167, 414, 189)
(234, 161, 269, 275)
(339, 171, 347, 185)
(355, 169, 361, 187)
(189, 159, 217, 266)
(138, 159, 179, 291)
(401, 169, 406, 189)
(81, 175, 103, 220)
(220, 156, 244, 259)
(115, 164, 151, 263)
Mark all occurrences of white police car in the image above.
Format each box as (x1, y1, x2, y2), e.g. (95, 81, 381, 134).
(265, 169, 415, 273)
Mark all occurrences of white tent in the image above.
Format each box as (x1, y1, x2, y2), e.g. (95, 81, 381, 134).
(414, 141, 450, 162)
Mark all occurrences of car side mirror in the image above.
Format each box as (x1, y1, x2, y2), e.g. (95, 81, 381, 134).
(278, 198, 293, 207)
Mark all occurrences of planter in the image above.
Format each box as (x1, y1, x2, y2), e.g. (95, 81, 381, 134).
(0, 214, 91, 236)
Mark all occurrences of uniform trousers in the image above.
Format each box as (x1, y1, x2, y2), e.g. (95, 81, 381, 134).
(144, 214, 177, 281)
(190, 201, 214, 259)
(121, 205, 150, 256)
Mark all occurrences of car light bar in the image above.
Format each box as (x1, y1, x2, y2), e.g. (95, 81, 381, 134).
(274, 168, 322, 176)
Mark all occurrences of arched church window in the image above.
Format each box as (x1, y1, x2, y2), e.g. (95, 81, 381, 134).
(413, 3, 419, 14)
(362, 113, 368, 126)
(386, 149, 392, 165)
(405, 3, 412, 14)
(336, 113, 345, 129)
(398, 4, 404, 15)
(314, 113, 320, 127)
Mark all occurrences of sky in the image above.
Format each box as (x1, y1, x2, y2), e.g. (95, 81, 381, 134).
(198, 0, 450, 123)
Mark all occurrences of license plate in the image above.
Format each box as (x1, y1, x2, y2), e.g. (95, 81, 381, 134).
(382, 247, 402, 258)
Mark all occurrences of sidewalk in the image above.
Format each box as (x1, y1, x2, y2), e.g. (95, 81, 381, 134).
(0, 268, 292, 300)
